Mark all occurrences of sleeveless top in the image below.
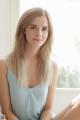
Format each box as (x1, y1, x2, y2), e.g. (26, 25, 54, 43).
(7, 66, 50, 120)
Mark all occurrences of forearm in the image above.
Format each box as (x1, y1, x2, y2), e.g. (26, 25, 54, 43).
(4, 111, 19, 120)
(40, 109, 53, 120)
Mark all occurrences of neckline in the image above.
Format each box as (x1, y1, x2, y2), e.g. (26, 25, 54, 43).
(8, 67, 43, 90)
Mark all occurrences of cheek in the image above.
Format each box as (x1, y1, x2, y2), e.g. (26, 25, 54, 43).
(25, 31, 33, 40)
(43, 33, 48, 41)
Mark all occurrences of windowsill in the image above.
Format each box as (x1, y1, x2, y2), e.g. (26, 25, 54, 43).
(56, 88, 80, 91)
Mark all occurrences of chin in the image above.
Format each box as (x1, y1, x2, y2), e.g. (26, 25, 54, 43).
(38, 43, 45, 47)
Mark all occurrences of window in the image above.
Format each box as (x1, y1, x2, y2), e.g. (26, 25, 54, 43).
(20, 0, 80, 88)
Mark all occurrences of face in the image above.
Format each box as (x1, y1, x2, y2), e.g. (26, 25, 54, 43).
(25, 16, 49, 48)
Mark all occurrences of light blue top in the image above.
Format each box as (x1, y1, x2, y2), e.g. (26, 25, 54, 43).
(7, 66, 49, 120)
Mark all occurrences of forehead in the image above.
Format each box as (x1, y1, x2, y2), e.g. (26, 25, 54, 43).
(30, 16, 48, 26)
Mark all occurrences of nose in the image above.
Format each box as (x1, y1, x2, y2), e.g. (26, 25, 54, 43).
(36, 29, 42, 37)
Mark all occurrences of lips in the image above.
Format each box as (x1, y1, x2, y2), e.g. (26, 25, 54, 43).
(33, 38, 42, 41)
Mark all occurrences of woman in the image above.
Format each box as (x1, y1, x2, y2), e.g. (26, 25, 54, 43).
(0, 7, 57, 120)
(0, 7, 80, 120)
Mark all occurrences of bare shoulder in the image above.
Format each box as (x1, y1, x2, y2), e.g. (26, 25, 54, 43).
(0, 59, 7, 76)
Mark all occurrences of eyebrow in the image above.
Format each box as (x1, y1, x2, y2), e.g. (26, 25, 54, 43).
(30, 24, 37, 27)
(30, 24, 48, 28)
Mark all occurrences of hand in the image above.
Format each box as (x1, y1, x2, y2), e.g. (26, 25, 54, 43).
(0, 112, 6, 120)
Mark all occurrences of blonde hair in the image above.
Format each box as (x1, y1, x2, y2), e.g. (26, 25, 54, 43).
(7, 7, 54, 86)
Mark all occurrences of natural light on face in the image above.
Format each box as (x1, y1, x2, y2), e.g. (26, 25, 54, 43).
(20, 0, 80, 88)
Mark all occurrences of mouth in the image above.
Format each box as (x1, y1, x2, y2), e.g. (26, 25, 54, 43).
(33, 38, 42, 41)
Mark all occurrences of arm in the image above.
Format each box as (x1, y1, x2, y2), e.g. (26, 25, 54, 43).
(0, 60, 19, 120)
(40, 62, 58, 120)
(62, 102, 80, 120)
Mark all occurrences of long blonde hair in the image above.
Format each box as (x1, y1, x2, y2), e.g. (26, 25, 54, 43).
(7, 7, 54, 85)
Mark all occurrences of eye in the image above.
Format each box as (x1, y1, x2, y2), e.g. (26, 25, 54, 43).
(30, 26, 36, 29)
(42, 27, 48, 31)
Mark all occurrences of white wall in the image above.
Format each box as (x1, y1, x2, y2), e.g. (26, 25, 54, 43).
(0, 0, 19, 58)
(0, 0, 10, 57)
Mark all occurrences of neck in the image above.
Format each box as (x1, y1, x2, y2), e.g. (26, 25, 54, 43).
(24, 44, 40, 60)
